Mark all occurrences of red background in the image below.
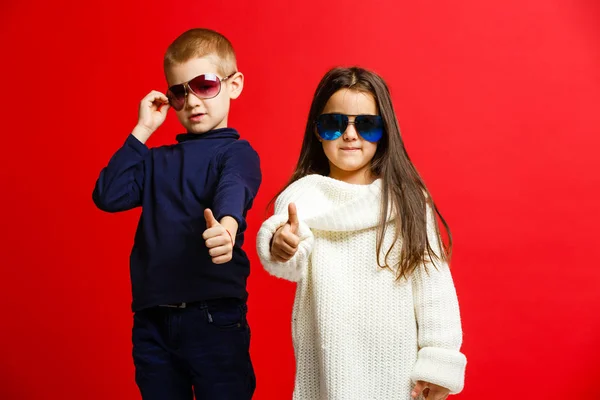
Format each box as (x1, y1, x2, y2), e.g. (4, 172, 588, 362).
(1, 0, 599, 398)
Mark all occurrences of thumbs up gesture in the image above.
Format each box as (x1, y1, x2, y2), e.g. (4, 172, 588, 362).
(202, 209, 234, 264)
(271, 203, 300, 262)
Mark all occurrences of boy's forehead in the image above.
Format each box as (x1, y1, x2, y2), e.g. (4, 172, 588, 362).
(165, 55, 222, 86)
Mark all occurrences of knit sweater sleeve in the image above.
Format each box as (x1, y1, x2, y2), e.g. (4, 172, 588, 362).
(256, 182, 314, 282)
(410, 204, 467, 394)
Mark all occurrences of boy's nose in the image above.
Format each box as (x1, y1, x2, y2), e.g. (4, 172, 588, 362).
(185, 91, 203, 109)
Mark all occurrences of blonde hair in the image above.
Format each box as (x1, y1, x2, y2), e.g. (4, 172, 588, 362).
(164, 28, 237, 77)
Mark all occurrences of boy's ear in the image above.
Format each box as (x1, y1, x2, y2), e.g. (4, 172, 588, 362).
(228, 72, 244, 100)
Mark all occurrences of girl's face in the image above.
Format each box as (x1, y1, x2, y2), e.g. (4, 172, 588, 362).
(318, 89, 379, 185)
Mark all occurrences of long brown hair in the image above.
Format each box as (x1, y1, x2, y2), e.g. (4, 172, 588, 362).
(271, 67, 452, 279)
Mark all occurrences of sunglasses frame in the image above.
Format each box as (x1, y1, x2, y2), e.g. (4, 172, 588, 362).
(166, 72, 237, 111)
(315, 113, 384, 143)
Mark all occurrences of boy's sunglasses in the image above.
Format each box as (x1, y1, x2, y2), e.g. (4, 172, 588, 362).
(166, 72, 236, 111)
(315, 113, 384, 143)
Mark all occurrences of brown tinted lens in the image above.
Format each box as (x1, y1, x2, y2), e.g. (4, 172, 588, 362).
(167, 84, 186, 111)
(188, 74, 221, 99)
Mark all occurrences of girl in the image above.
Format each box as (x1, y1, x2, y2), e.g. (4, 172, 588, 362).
(256, 67, 466, 400)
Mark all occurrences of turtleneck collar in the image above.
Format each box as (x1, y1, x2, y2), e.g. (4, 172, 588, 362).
(176, 127, 239, 143)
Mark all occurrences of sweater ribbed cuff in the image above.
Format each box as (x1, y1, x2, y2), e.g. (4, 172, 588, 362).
(410, 347, 467, 394)
(256, 214, 314, 282)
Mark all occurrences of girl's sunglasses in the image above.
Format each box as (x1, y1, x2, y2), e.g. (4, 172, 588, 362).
(166, 72, 236, 111)
(315, 113, 384, 143)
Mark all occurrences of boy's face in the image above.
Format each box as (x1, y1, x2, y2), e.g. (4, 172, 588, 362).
(165, 56, 243, 134)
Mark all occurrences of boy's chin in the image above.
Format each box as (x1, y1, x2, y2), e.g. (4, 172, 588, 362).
(177, 112, 229, 133)
(184, 123, 213, 134)
(182, 118, 227, 134)
(186, 127, 209, 134)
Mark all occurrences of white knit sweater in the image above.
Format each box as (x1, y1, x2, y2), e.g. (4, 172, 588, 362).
(257, 175, 466, 400)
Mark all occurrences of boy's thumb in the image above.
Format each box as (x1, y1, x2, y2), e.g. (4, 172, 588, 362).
(288, 203, 299, 234)
(204, 208, 219, 228)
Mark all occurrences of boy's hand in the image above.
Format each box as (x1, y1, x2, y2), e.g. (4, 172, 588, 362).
(132, 90, 170, 144)
(203, 209, 234, 264)
(412, 381, 450, 400)
(270, 203, 300, 262)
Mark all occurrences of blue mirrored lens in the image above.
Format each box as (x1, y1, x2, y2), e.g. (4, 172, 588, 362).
(355, 115, 383, 143)
(316, 114, 347, 140)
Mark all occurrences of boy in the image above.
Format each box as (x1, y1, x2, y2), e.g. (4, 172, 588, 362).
(92, 28, 261, 400)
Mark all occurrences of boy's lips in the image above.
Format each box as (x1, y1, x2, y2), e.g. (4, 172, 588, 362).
(189, 113, 206, 122)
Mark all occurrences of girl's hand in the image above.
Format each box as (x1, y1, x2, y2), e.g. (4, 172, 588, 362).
(270, 203, 300, 262)
(412, 381, 450, 400)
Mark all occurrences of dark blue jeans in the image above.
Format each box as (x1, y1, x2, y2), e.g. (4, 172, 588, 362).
(132, 298, 255, 400)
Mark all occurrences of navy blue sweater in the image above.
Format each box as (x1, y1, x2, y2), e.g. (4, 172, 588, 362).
(93, 128, 262, 311)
